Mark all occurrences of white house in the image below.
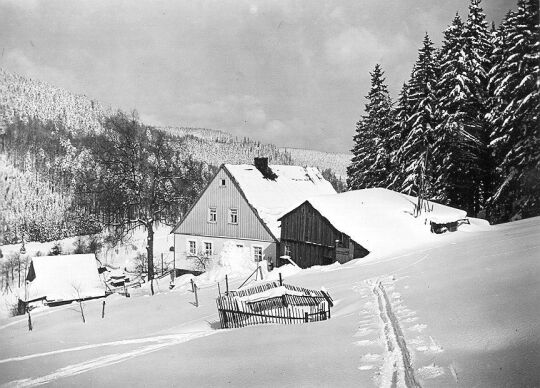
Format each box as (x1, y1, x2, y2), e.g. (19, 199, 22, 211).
(171, 157, 336, 268)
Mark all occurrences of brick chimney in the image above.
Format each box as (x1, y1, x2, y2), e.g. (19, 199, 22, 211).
(254, 157, 277, 180)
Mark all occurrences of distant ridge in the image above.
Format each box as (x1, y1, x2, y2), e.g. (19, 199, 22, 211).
(0, 67, 350, 177)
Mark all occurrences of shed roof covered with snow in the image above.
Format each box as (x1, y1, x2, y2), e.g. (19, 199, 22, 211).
(24, 254, 106, 303)
(224, 163, 336, 238)
(280, 188, 467, 255)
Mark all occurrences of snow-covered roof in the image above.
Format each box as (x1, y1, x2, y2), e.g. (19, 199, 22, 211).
(24, 254, 106, 302)
(292, 188, 467, 255)
(225, 164, 336, 238)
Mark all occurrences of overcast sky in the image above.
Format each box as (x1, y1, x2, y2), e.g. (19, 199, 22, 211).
(0, 0, 514, 153)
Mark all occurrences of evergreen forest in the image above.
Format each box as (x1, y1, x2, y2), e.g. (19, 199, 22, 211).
(347, 0, 539, 223)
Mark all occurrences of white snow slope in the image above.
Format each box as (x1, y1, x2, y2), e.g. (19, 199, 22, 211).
(0, 217, 538, 387)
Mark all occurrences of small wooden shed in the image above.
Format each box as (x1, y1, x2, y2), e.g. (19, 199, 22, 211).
(278, 201, 369, 268)
(23, 253, 106, 305)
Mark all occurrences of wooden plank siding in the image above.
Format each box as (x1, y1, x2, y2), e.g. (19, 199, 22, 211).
(173, 167, 275, 242)
(279, 202, 368, 268)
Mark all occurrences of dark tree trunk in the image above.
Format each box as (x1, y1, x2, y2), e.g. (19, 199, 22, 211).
(146, 223, 155, 295)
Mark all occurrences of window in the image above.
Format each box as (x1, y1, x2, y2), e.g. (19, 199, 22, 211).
(228, 208, 238, 224)
(253, 246, 263, 262)
(236, 244, 244, 248)
(208, 207, 217, 223)
(188, 240, 197, 255)
(219, 178, 226, 187)
(204, 242, 213, 256)
(284, 245, 291, 257)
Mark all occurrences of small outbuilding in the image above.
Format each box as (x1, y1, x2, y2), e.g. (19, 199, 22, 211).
(278, 188, 468, 268)
(23, 253, 106, 305)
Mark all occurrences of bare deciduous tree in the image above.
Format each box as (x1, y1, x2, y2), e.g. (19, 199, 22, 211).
(76, 112, 210, 295)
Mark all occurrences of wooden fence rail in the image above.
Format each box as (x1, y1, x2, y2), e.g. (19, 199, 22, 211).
(216, 282, 332, 329)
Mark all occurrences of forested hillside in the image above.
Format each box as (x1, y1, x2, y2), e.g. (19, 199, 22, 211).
(160, 127, 350, 177)
(0, 68, 347, 247)
(347, 0, 539, 223)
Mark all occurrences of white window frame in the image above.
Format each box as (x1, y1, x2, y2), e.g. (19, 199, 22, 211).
(284, 245, 291, 257)
(208, 207, 217, 223)
(252, 245, 263, 262)
(204, 241, 213, 257)
(187, 240, 197, 255)
(228, 208, 238, 225)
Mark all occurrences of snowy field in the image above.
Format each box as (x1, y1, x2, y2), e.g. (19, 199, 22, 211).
(0, 217, 539, 387)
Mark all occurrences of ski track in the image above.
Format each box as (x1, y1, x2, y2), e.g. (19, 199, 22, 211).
(0, 330, 211, 365)
(2, 330, 216, 387)
(371, 279, 421, 388)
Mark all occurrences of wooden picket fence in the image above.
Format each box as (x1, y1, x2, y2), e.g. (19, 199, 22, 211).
(216, 282, 333, 329)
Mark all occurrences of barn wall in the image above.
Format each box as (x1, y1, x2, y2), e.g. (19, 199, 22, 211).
(173, 167, 275, 242)
(280, 202, 368, 268)
(280, 202, 341, 268)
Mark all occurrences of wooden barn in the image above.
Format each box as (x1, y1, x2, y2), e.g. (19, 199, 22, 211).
(279, 188, 468, 268)
(171, 157, 336, 268)
(279, 201, 369, 268)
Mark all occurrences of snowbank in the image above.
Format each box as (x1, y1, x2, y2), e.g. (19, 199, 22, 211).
(196, 242, 258, 285)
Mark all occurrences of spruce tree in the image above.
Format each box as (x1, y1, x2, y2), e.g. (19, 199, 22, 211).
(432, 14, 467, 207)
(431, 13, 487, 215)
(347, 64, 394, 190)
(488, 0, 540, 221)
(387, 83, 412, 191)
(459, 0, 494, 216)
(395, 33, 439, 211)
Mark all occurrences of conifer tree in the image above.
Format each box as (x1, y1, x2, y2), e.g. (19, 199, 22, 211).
(459, 0, 494, 215)
(387, 83, 412, 191)
(488, 0, 540, 221)
(431, 13, 484, 215)
(395, 33, 439, 212)
(347, 64, 394, 190)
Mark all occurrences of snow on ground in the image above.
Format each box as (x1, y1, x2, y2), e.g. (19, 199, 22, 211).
(0, 223, 174, 271)
(0, 217, 539, 387)
(0, 224, 174, 318)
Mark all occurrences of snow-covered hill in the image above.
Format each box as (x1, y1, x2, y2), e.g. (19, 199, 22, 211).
(0, 217, 538, 387)
(0, 67, 350, 177)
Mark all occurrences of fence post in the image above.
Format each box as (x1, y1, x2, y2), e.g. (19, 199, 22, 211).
(191, 278, 195, 293)
(102, 300, 106, 318)
(27, 308, 33, 331)
(304, 312, 309, 323)
(279, 272, 282, 286)
(259, 265, 263, 280)
(194, 283, 199, 307)
(217, 282, 221, 297)
(225, 275, 229, 295)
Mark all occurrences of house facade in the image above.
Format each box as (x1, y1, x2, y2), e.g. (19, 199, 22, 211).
(171, 158, 336, 269)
